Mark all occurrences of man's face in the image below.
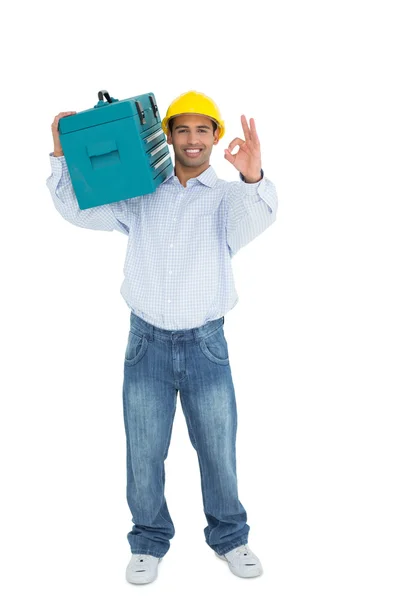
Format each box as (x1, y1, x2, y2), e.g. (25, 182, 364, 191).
(166, 113, 220, 168)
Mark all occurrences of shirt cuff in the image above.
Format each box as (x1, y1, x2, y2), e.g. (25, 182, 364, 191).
(238, 169, 278, 214)
(49, 152, 69, 176)
(239, 168, 264, 188)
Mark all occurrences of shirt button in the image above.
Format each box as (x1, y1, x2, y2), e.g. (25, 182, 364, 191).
(168, 299, 171, 303)
(169, 243, 173, 248)
(173, 218, 177, 221)
(169, 270, 172, 274)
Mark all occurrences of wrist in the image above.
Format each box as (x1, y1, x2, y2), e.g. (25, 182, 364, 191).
(53, 149, 64, 157)
(241, 169, 263, 183)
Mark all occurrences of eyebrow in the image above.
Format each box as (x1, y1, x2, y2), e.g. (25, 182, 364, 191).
(175, 124, 211, 130)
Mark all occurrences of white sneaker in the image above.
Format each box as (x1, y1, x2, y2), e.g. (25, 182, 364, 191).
(215, 544, 263, 578)
(126, 553, 162, 584)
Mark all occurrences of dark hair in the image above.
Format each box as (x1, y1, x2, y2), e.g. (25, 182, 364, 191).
(168, 116, 218, 134)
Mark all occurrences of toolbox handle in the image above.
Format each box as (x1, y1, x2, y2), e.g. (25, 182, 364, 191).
(87, 139, 118, 158)
(94, 90, 119, 108)
(98, 90, 113, 103)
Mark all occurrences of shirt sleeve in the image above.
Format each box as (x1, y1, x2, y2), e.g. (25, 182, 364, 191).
(45, 153, 136, 235)
(225, 169, 278, 256)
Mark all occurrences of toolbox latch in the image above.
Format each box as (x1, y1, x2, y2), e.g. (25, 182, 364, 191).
(149, 95, 159, 118)
(135, 101, 146, 125)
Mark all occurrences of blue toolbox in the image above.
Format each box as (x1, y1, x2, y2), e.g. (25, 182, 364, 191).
(57, 90, 174, 210)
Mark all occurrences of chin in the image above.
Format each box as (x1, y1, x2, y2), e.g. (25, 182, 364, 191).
(182, 159, 204, 167)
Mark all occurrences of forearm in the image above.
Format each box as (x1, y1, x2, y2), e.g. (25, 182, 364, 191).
(226, 175, 278, 255)
(46, 153, 127, 233)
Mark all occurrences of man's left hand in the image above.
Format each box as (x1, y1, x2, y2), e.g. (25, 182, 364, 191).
(224, 115, 262, 183)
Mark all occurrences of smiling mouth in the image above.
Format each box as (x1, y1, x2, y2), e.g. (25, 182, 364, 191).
(184, 149, 202, 157)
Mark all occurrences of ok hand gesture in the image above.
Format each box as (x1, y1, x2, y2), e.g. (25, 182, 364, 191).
(224, 115, 262, 183)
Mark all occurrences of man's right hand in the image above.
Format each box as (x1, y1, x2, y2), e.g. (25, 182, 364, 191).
(51, 111, 77, 156)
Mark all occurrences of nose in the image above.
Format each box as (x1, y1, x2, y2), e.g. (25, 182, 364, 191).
(187, 131, 201, 144)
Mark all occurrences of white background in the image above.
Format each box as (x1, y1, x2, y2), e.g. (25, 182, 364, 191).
(1, 0, 399, 598)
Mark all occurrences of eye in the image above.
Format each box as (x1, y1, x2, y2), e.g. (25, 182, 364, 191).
(177, 129, 208, 133)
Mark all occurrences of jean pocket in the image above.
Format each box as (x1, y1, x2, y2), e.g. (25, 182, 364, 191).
(199, 326, 230, 365)
(124, 329, 149, 366)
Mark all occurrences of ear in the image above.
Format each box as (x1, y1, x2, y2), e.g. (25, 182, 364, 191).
(213, 130, 220, 145)
(166, 131, 172, 145)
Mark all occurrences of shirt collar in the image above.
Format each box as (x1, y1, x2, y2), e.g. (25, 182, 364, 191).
(162, 165, 218, 188)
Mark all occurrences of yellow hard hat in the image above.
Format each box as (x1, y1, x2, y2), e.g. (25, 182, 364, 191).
(161, 90, 225, 139)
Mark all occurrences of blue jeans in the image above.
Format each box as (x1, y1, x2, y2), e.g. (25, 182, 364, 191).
(122, 311, 250, 558)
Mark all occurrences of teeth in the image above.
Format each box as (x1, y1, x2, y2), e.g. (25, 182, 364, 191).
(186, 149, 201, 153)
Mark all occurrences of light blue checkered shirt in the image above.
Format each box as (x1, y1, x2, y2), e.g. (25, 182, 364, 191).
(46, 152, 278, 330)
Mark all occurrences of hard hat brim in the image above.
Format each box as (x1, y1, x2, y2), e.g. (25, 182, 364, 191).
(167, 112, 220, 128)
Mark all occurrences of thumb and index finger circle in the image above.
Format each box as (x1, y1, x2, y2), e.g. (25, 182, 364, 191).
(226, 137, 245, 153)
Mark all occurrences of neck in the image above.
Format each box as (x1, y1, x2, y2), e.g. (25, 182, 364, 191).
(174, 161, 210, 188)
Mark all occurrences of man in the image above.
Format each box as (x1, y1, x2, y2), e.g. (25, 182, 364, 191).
(47, 90, 278, 585)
